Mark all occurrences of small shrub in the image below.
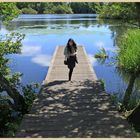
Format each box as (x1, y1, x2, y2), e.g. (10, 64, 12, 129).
(94, 48, 108, 59)
(21, 8, 37, 14)
(22, 83, 39, 112)
(98, 79, 105, 90)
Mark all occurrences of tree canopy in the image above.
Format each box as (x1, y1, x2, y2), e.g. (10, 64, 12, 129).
(0, 3, 20, 21)
(96, 3, 137, 19)
(0, 3, 37, 136)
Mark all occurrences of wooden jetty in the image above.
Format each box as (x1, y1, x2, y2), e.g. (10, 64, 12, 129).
(16, 46, 134, 138)
(43, 45, 97, 83)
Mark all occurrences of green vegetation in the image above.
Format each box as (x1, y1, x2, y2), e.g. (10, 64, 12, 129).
(95, 3, 140, 131)
(94, 48, 108, 59)
(15, 2, 96, 14)
(96, 3, 137, 19)
(117, 29, 140, 110)
(21, 7, 37, 14)
(96, 3, 140, 27)
(98, 79, 105, 90)
(1, 1, 140, 136)
(0, 3, 20, 21)
(70, 2, 96, 13)
(94, 48, 108, 65)
(44, 4, 73, 14)
(0, 3, 39, 137)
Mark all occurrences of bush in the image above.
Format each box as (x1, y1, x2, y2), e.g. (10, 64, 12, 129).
(22, 84, 38, 112)
(0, 82, 38, 137)
(0, 98, 16, 137)
(53, 5, 73, 14)
(94, 48, 108, 59)
(21, 8, 37, 14)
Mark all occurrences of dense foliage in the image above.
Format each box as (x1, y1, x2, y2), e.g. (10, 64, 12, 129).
(118, 29, 140, 74)
(70, 2, 96, 13)
(21, 7, 37, 14)
(96, 3, 137, 19)
(44, 4, 73, 14)
(0, 3, 20, 21)
(16, 2, 96, 14)
(0, 3, 38, 136)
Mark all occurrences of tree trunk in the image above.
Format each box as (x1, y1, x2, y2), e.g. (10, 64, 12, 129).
(123, 74, 136, 110)
(0, 73, 27, 114)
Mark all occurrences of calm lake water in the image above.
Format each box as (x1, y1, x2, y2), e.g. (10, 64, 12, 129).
(0, 14, 139, 97)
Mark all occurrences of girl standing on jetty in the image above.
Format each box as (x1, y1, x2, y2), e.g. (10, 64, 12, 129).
(64, 38, 78, 81)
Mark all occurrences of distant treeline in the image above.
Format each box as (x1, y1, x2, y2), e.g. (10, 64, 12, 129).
(16, 2, 97, 14)
(14, 2, 140, 20)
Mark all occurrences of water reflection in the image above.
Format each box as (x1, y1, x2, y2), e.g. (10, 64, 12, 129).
(88, 54, 97, 66)
(21, 45, 42, 56)
(21, 44, 51, 67)
(1, 14, 139, 95)
(32, 54, 51, 67)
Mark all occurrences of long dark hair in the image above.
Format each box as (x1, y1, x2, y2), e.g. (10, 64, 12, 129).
(66, 38, 77, 53)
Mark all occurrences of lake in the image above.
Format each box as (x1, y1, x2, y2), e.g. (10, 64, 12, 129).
(0, 14, 139, 98)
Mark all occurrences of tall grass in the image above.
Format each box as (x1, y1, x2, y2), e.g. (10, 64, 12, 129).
(118, 29, 140, 74)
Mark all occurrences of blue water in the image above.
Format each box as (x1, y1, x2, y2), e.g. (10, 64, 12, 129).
(0, 14, 131, 95)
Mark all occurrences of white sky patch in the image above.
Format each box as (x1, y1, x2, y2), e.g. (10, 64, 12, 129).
(21, 45, 41, 56)
(32, 54, 51, 67)
(95, 41, 116, 52)
(95, 41, 105, 48)
(105, 47, 116, 52)
(88, 54, 97, 66)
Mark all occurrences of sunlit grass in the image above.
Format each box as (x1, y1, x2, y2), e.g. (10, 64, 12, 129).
(117, 29, 140, 73)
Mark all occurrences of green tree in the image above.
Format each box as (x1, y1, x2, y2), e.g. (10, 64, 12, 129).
(0, 3, 36, 114)
(0, 32, 28, 113)
(96, 3, 137, 19)
(0, 3, 20, 21)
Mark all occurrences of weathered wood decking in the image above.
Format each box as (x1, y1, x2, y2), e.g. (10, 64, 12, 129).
(16, 46, 134, 138)
(44, 46, 97, 83)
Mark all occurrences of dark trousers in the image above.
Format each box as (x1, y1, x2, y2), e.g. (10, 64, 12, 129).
(69, 68, 73, 81)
